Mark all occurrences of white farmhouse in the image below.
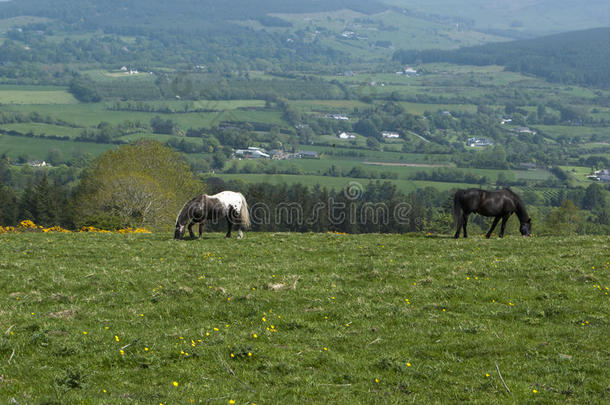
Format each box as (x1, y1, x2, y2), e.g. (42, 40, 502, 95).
(381, 131, 400, 139)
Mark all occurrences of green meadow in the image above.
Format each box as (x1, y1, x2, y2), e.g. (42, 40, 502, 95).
(218, 173, 480, 194)
(0, 134, 114, 160)
(0, 232, 608, 403)
(0, 89, 78, 105)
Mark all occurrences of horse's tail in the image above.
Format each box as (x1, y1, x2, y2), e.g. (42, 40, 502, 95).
(453, 190, 464, 226)
(239, 193, 251, 229)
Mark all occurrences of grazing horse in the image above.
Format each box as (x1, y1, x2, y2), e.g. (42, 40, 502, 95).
(453, 188, 531, 238)
(174, 191, 250, 240)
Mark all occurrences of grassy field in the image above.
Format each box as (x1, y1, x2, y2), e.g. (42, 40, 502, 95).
(0, 123, 83, 139)
(0, 103, 287, 130)
(0, 232, 608, 403)
(0, 89, 78, 105)
(218, 173, 481, 193)
(0, 134, 114, 160)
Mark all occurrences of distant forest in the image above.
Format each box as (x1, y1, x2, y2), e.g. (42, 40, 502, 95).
(393, 27, 610, 89)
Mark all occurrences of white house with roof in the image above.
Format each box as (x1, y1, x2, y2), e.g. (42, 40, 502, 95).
(467, 137, 494, 147)
(338, 132, 356, 139)
(381, 131, 400, 139)
(588, 169, 610, 182)
(296, 150, 319, 159)
(234, 147, 270, 159)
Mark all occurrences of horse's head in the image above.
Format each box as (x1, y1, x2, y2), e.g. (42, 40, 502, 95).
(174, 222, 186, 240)
(174, 209, 188, 240)
(520, 218, 532, 236)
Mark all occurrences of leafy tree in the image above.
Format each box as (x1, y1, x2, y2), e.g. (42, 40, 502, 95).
(72, 140, 202, 230)
(545, 200, 581, 235)
(582, 183, 606, 211)
(69, 76, 101, 102)
(150, 116, 176, 135)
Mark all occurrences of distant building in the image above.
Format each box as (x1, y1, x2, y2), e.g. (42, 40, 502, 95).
(517, 162, 538, 170)
(296, 150, 319, 159)
(467, 137, 494, 147)
(234, 147, 270, 159)
(500, 118, 512, 125)
(404, 67, 418, 76)
(397, 66, 418, 76)
(270, 150, 289, 160)
(330, 114, 349, 121)
(515, 127, 537, 135)
(28, 160, 50, 167)
(338, 132, 356, 139)
(589, 169, 610, 182)
(381, 131, 400, 139)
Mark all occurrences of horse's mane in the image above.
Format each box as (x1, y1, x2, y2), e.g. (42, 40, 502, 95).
(503, 188, 529, 221)
(175, 194, 205, 225)
(503, 188, 525, 204)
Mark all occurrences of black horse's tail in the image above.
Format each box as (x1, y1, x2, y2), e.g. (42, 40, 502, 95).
(453, 190, 464, 226)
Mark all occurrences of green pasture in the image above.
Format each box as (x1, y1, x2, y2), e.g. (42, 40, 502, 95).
(0, 123, 83, 139)
(513, 169, 553, 181)
(111, 99, 267, 111)
(225, 157, 528, 185)
(0, 232, 608, 403)
(303, 146, 452, 164)
(560, 166, 596, 185)
(0, 134, 114, 160)
(0, 89, 78, 105)
(291, 99, 371, 113)
(217, 173, 473, 193)
(117, 132, 177, 144)
(0, 103, 287, 130)
(535, 126, 603, 141)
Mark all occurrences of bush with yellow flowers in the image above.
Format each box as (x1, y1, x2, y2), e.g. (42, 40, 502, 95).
(0, 220, 150, 234)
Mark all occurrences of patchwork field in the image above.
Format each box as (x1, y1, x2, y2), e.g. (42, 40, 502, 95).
(0, 232, 608, 403)
(0, 89, 78, 105)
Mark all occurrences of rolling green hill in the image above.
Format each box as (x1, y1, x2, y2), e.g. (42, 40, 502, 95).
(394, 27, 610, 89)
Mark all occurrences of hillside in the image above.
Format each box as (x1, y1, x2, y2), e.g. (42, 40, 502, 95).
(393, 27, 610, 89)
(387, 0, 610, 37)
(0, 232, 608, 402)
(3, 0, 610, 74)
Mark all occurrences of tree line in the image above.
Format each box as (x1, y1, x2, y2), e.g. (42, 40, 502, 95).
(1, 143, 609, 235)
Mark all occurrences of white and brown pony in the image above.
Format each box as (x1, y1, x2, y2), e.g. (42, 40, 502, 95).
(174, 191, 250, 239)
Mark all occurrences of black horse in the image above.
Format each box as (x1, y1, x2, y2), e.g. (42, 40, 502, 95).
(453, 188, 531, 238)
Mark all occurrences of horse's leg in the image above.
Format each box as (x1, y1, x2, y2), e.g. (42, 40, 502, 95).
(198, 221, 204, 239)
(454, 215, 462, 238)
(188, 221, 196, 238)
(486, 216, 501, 238)
(225, 217, 232, 238)
(498, 214, 511, 238)
(462, 214, 469, 238)
(236, 224, 243, 239)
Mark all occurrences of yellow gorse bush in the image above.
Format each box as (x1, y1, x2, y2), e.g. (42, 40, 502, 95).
(0, 221, 151, 234)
